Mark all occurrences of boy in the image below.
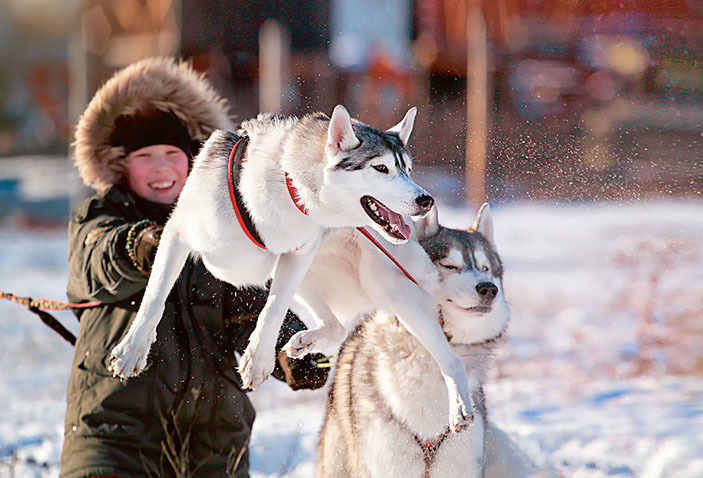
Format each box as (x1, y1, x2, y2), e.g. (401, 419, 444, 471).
(61, 57, 326, 478)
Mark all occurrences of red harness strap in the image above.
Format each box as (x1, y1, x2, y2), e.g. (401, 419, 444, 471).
(415, 428, 452, 477)
(285, 172, 309, 215)
(227, 137, 267, 250)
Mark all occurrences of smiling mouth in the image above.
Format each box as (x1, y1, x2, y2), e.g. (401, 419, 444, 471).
(149, 180, 176, 191)
(360, 196, 411, 241)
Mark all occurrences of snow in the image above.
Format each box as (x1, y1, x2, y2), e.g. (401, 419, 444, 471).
(1, 200, 702, 477)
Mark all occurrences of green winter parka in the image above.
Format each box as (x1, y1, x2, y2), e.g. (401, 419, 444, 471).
(61, 185, 269, 478)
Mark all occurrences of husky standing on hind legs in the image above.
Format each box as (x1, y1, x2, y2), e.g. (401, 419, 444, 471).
(108, 105, 476, 431)
(317, 204, 526, 478)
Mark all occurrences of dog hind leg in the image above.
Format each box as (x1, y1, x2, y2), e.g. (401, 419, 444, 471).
(239, 241, 321, 389)
(108, 224, 191, 379)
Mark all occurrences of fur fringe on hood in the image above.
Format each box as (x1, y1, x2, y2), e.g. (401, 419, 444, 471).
(73, 57, 233, 191)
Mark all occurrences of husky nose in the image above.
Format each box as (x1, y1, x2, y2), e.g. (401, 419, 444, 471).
(415, 194, 434, 212)
(476, 282, 498, 301)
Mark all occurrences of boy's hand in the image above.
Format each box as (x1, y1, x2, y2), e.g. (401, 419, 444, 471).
(276, 350, 329, 390)
(134, 225, 163, 274)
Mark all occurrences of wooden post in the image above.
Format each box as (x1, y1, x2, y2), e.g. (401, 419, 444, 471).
(465, 1, 488, 206)
(67, 6, 91, 206)
(259, 20, 290, 114)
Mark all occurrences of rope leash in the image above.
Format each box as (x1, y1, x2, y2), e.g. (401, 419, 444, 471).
(0, 289, 96, 346)
(355, 227, 418, 285)
(0, 289, 102, 311)
(1, 289, 341, 365)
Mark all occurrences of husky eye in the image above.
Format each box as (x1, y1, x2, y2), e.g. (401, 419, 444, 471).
(372, 164, 389, 174)
(481, 265, 490, 273)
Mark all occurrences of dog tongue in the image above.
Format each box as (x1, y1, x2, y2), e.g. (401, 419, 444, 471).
(388, 211, 412, 240)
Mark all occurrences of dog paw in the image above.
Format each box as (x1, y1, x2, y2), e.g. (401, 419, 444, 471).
(450, 406, 474, 433)
(448, 395, 475, 433)
(108, 340, 150, 380)
(283, 326, 347, 359)
(238, 345, 275, 390)
(283, 330, 316, 358)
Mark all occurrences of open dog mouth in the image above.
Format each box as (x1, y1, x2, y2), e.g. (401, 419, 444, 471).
(360, 195, 411, 241)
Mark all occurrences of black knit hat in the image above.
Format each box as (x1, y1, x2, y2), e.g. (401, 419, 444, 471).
(109, 109, 195, 157)
(73, 57, 234, 191)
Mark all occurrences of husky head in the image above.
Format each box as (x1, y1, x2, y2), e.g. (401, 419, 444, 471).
(323, 105, 433, 245)
(414, 203, 510, 344)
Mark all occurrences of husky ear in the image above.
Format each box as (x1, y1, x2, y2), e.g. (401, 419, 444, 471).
(327, 105, 360, 156)
(413, 204, 440, 240)
(471, 203, 496, 248)
(387, 107, 417, 146)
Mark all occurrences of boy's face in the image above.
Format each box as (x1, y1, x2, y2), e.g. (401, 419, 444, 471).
(126, 144, 189, 204)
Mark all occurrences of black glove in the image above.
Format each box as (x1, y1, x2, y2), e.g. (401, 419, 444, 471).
(275, 350, 329, 391)
(271, 312, 330, 390)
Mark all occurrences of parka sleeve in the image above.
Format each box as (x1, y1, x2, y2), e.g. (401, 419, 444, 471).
(66, 197, 149, 304)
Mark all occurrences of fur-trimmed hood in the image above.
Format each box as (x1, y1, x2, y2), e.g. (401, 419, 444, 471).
(73, 57, 234, 191)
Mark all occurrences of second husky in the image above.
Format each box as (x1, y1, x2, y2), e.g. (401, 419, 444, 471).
(317, 204, 519, 477)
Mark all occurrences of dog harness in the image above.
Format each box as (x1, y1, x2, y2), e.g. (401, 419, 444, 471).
(228, 135, 267, 249)
(360, 346, 483, 477)
(415, 428, 452, 478)
(227, 134, 315, 250)
(226, 137, 419, 285)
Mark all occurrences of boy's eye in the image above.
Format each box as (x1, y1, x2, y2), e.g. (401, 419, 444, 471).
(440, 263, 459, 270)
(372, 164, 389, 174)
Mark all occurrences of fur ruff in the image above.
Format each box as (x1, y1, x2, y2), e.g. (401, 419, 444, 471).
(73, 56, 233, 191)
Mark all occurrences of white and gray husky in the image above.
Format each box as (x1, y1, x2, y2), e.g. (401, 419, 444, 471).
(317, 204, 530, 478)
(108, 106, 475, 430)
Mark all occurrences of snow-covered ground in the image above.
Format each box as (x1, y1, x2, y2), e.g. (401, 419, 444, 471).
(1, 200, 702, 477)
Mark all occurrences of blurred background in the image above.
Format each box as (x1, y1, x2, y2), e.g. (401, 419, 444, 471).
(1, 0, 702, 224)
(1, 1, 702, 476)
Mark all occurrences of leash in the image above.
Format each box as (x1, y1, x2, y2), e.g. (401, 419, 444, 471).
(0, 289, 101, 345)
(0, 287, 343, 362)
(0, 289, 101, 311)
(354, 227, 418, 285)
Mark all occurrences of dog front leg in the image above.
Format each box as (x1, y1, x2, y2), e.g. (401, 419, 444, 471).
(109, 225, 191, 379)
(391, 289, 476, 433)
(238, 240, 321, 390)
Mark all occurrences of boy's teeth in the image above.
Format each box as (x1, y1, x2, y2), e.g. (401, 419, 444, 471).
(151, 181, 174, 189)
